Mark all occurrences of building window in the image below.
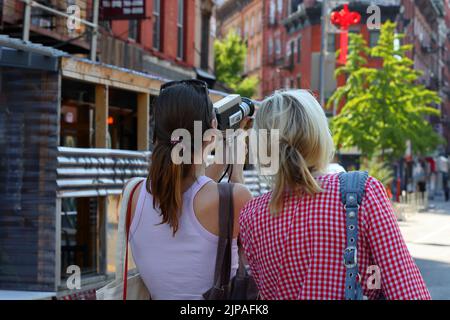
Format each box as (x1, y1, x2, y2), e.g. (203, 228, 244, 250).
(128, 19, 139, 41)
(246, 20, 251, 38)
(268, 37, 273, 58)
(369, 31, 380, 48)
(201, 11, 211, 70)
(297, 74, 301, 88)
(288, 40, 294, 67)
(257, 12, 262, 31)
(177, 0, 185, 60)
(285, 78, 290, 89)
(153, 0, 161, 50)
(277, 0, 283, 14)
(256, 45, 261, 67)
(275, 33, 281, 56)
(327, 34, 335, 52)
(269, 0, 276, 25)
(297, 36, 301, 63)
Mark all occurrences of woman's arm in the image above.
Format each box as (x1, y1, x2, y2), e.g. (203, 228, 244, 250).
(232, 183, 253, 238)
(364, 177, 431, 300)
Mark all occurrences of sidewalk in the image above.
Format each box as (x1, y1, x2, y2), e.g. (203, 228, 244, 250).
(398, 199, 450, 300)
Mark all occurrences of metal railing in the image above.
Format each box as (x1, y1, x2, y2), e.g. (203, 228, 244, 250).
(57, 147, 272, 198)
(57, 147, 150, 198)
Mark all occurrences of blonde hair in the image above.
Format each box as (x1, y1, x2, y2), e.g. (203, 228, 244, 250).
(255, 90, 335, 213)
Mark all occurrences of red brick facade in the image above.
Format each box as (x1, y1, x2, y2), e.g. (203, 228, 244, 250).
(110, 0, 197, 68)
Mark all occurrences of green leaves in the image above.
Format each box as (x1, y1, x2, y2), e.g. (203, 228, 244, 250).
(328, 21, 442, 161)
(232, 76, 259, 98)
(214, 31, 259, 98)
(360, 157, 394, 187)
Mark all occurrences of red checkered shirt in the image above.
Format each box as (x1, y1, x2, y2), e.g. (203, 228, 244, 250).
(239, 173, 431, 300)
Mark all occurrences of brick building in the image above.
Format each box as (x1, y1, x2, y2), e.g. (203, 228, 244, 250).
(397, 0, 449, 152)
(217, 0, 402, 100)
(217, 0, 264, 98)
(101, 0, 217, 83)
(0, 0, 217, 83)
(442, 0, 450, 152)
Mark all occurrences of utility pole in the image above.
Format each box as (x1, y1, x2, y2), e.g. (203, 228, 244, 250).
(22, 0, 31, 41)
(319, 0, 328, 108)
(90, 0, 100, 61)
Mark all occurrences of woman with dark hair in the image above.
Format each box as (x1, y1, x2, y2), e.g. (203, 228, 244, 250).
(128, 80, 252, 299)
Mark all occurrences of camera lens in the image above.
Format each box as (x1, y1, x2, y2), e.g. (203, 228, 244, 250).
(240, 97, 255, 118)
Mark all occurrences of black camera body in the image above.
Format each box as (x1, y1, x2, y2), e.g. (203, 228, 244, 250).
(213, 94, 255, 130)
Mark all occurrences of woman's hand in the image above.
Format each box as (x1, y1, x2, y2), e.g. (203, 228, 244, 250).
(205, 116, 253, 182)
(239, 116, 253, 130)
(230, 117, 252, 184)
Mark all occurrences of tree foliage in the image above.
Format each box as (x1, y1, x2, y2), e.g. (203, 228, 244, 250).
(328, 21, 442, 160)
(214, 31, 259, 98)
(360, 157, 394, 187)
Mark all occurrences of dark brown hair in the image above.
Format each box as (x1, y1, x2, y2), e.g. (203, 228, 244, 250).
(148, 83, 214, 235)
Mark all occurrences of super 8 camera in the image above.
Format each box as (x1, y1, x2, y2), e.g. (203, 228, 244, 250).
(213, 94, 255, 130)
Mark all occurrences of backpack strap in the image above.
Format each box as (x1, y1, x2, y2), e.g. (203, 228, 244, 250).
(338, 171, 369, 300)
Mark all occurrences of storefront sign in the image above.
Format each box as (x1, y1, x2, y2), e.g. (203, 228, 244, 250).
(100, 0, 146, 20)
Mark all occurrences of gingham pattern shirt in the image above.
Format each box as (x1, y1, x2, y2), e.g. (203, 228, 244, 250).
(239, 174, 431, 300)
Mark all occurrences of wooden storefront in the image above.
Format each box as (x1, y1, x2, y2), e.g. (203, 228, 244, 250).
(0, 40, 267, 298)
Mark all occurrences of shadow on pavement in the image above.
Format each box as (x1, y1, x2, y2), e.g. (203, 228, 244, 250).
(414, 258, 450, 300)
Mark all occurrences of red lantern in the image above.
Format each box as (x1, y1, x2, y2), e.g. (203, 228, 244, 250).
(330, 4, 361, 64)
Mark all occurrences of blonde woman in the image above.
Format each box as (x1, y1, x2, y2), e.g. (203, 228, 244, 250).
(239, 90, 430, 300)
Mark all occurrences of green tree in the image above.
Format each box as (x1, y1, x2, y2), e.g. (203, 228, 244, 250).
(328, 21, 442, 161)
(214, 31, 259, 97)
(360, 157, 394, 188)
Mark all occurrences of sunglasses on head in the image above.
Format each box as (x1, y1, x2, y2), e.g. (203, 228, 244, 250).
(160, 79, 209, 93)
(160, 79, 213, 113)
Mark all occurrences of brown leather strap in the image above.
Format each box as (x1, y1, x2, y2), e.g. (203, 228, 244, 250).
(211, 183, 234, 293)
(236, 239, 248, 277)
(123, 180, 143, 301)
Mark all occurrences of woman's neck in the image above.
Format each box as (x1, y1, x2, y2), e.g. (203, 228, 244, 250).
(181, 164, 206, 193)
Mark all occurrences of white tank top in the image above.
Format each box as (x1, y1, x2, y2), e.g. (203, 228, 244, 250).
(130, 176, 239, 300)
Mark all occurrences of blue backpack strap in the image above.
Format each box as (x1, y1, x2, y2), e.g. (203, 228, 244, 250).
(338, 171, 369, 300)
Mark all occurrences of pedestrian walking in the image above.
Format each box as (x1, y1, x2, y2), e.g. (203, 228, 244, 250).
(437, 154, 449, 201)
(239, 89, 431, 300)
(425, 157, 436, 200)
(413, 159, 427, 206)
